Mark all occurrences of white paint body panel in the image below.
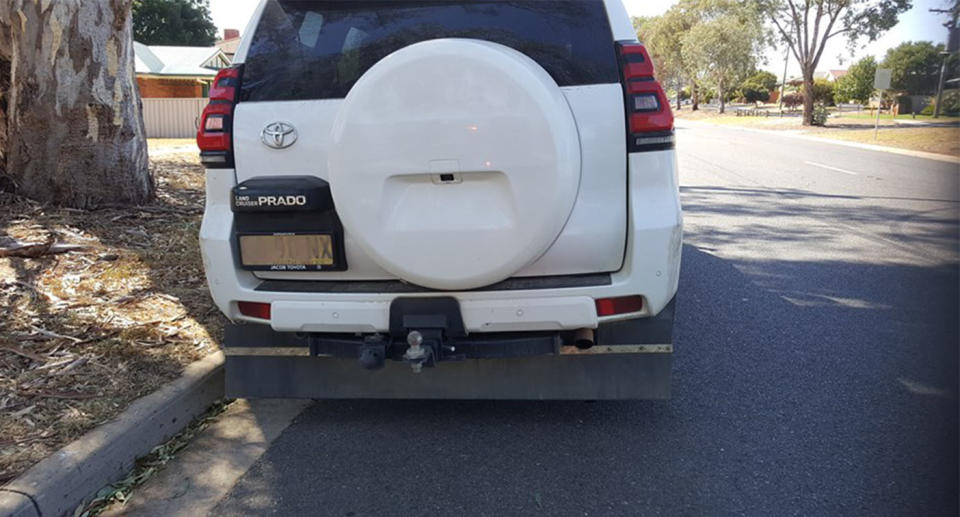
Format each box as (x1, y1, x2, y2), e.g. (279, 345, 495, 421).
(271, 296, 598, 334)
(603, 0, 639, 41)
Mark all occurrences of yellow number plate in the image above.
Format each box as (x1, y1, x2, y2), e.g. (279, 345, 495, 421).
(239, 234, 335, 268)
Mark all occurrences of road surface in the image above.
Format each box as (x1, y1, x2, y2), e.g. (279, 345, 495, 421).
(209, 122, 959, 516)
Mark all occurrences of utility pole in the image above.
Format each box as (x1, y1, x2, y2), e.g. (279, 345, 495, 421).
(935, 51, 949, 118)
(779, 46, 790, 112)
(930, 5, 958, 118)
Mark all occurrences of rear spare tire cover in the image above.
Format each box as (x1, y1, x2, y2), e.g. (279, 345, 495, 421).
(328, 39, 581, 290)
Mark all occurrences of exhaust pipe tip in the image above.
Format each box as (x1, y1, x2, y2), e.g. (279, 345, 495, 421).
(573, 328, 595, 350)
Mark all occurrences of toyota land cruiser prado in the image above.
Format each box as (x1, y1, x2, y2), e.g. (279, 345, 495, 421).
(198, 0, 682, 399)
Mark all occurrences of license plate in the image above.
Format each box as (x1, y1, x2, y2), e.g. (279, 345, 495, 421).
(239, 234, 336, 270)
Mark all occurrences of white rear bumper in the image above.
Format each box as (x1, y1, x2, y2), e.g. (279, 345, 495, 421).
(199, 150, 682, 333)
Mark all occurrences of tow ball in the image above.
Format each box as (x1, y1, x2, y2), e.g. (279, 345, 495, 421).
(402, 330, 460, 373)
(391, 297, 466, 373)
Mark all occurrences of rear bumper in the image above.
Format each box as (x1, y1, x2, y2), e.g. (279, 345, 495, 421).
(199, 150, 682, 333)
(224, 298, 676, 400)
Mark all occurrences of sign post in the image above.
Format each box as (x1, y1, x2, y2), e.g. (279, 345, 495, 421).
(873, 68, 892, 140)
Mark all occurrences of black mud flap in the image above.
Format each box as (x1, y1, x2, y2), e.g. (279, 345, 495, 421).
(223, 297, 676, 400)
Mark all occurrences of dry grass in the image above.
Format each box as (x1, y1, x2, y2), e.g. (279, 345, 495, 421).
(0, 150, 224, 483)
(676, 109, 959, 156)
(812, 127, 960, 157)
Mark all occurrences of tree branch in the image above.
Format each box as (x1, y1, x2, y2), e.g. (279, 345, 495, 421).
(786, 0, 807, 61)
(811, 4, 845, 69)
(770, 13, 805, 65)
(810, 0, 824, 59)
(826, 26, 852, 39)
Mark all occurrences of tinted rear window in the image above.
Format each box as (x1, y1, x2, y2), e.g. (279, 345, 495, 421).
(241, 0, 619, 102)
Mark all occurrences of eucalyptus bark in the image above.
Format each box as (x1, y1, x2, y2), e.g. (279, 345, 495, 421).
(801, 68, 815, 126)
(0, 0, 153, 208)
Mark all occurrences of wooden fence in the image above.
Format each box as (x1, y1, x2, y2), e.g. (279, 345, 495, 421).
(141, 98, 208, 138)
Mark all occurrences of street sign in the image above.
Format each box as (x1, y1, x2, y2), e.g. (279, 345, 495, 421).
(873, 69, 892, 141)
(874, 68, 892, 90)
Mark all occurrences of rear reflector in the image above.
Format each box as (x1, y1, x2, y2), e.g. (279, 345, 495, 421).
(238, 301, 271, 320)
(595, 296, 644, 317)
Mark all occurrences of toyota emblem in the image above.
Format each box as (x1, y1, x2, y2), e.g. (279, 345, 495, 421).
(261, 122, 298, 150)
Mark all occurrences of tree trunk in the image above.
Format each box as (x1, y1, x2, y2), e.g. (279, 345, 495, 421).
(801, 67, 815, 126)
(691, 82, 700, 111)
(718, 81, 726, 114)
(0, 0, 153, 209)
(676, 79, 682, 111)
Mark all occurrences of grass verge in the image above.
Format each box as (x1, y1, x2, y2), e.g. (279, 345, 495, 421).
(0, 148, 224, 483)
(813, 127, 960, 156)
(676, 109, 960, 156)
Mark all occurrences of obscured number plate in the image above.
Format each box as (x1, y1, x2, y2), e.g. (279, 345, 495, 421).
(239, 234, 336, 271)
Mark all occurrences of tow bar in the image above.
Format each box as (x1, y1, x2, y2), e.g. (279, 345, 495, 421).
(308, 297, 560, 372)
(391, 297, 464, 373)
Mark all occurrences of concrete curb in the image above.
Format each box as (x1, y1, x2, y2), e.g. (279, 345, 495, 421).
(0, 352, 225, 517)
(676, 119, 960, 164)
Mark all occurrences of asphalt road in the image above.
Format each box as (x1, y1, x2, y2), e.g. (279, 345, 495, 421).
(212, 123, 959, 516)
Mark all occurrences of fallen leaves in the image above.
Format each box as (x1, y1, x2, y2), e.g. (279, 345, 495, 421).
(0, 149, 225, 483)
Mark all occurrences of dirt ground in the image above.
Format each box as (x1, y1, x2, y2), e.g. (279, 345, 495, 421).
(0, 146, 224, 483)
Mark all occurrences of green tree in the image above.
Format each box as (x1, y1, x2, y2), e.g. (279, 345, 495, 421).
(760, 0, 910, 125)
(635, 8, 696, 111)
(806, 78, 836, 105)
(740, 70, 778, 105)
(133, 0, 217, 46)
(834, 56, 878, 104)
(681, 14, 760, 114)
(881, 41, 945, 95)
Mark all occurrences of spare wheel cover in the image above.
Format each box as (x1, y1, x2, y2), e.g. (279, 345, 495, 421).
(328, 39, 581, 290)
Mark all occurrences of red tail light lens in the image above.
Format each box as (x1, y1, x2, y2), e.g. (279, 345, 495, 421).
(595, 296, 644, 317)
(198, 67, 242, 168)
(617, 43, 674, 152)
(237, 301, 271, 320)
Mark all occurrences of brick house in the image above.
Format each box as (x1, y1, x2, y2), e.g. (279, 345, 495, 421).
(134, 42, 231, 98)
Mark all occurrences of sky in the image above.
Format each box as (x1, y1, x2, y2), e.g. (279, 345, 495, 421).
(210, 0, 955, 78)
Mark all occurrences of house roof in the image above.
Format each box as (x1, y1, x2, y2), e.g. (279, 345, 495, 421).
(134, 42, 229, 77)
(216, 37, 242, 56)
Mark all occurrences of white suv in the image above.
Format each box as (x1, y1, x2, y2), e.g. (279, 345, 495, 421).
(198, 0, 682, 399)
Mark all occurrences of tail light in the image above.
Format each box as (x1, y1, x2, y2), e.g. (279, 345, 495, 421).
(197, 66, 242, 168)
(237, 301, 271, 320)
(595, 296, 644, 317)
(616, 43, 674, 152)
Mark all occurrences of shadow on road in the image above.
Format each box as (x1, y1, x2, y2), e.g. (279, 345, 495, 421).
(681, 185, 960, 266)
